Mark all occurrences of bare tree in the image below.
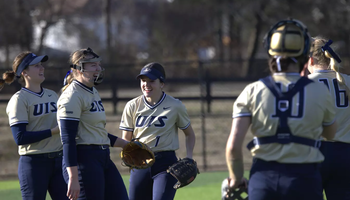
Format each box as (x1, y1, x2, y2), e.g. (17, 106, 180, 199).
(16, 0, 33, 51)
(104, 0, 112, 63)
(29, 0, 67, 54)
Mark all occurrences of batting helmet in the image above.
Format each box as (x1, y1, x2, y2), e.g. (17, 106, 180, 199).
(264, 19, 311, 59)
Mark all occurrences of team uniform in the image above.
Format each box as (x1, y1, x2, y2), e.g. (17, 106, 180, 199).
(234, 73, 335, 200)
(120, 92, 190, 200)
(308, 70, 350, 199)
(57, 80, 128, 200)
(6, 87, 67, 200)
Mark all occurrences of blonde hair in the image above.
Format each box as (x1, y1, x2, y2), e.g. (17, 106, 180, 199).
(1, 51, 32, 89)
(61, 69, 77, 92)
(61, 48, 97, 92)
(310, 37, 350, 96)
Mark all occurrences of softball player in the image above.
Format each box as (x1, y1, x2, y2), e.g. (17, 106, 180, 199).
(4, 52, 68, 200)
(120, 62, 196, 200)
(307, 37, 350, 200)
(57, 48, 129, 200)
(225, 19, 337, 200)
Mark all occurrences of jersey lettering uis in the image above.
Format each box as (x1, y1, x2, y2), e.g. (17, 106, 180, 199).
(57, 80, 109, 145)
(233, 73, 335, 163)
(6, 88, 61, 155)
(309, 70, 350, 143)
(120, 92, 190, 152)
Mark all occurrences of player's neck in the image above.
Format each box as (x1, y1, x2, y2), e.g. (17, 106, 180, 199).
(76, 76, 94, 88)
(285, 63, 299, 73)
(25, 82, 42, 93)
(145, 92, 163, 105)
(310, 65, 328, 72)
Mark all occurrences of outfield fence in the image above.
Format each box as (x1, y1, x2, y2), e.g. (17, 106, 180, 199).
(0, 59, 267, 178)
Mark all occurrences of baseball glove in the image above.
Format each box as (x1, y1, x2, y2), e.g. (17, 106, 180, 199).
(120, 139, 155, 170)
(221, 178, 248, 200)
(167, 157, 199, 189)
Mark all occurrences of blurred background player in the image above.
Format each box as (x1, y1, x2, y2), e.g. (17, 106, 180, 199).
(4, 52, 68, 200)
(307, 37, 350, 200)
(120, 62, 196, 200)
(225, 19, 337, 200)
(57, 48, 129, 200)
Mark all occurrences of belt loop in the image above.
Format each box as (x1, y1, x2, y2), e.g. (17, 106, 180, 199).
(314, 140, 321, 148)
(253, 137, 260, 146)
(48, 153, 54, 159)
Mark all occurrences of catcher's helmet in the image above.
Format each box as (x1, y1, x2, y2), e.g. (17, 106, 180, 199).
(264, 19, 311, 59)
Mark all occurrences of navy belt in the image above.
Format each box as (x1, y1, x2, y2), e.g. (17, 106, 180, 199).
(77, 144, 109, 150)
(26, 150, 63, 159)
(154, 151, 175, 159)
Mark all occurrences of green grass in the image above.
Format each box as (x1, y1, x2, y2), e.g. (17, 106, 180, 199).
(0, 171, 244, 200)
(0, 171, 328, 200)
(175, 171, 249, 200)
(0, 180, 22, 200)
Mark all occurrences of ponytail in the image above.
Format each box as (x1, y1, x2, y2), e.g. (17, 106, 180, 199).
(61, 69, 76, 92)
(0, 70, 16, 90)
(324, 50, 350, 97)
(311, 37, 350, 100)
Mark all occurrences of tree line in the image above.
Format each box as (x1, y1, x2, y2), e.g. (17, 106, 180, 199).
(1, 0, 349, 76)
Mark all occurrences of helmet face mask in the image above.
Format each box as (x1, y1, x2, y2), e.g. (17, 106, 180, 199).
(92, 67, 105, 85)
(71, 47, 105, 85)
(264, 19, 311, 59)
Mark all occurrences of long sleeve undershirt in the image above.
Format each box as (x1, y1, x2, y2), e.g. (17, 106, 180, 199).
(60, 119, 118, 166)
(10, 123, 52, 145)
(108, 133, 118, 147)
(60, 119, 79, 167)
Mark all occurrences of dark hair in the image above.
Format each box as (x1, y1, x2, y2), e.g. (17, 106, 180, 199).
(268, 57, 295, 73)
(1, 51, 33, 88)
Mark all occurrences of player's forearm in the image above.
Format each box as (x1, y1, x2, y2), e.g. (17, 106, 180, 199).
(225, 117, 250, 181)
(67, 166, 79, 180)
(108, 133, 118, 146)
(11, 124, 52, 145)
(60, 119, 79, 167)
(183, 126, 195, 158)
(185, 133, 195, 158)
(122, 131, 133, 142)
(114, 137, 129, 148)
(226, 150, 244, 181)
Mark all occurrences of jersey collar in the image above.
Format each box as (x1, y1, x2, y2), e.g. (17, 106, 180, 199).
(273, 72, 300, 76)
(143, 92, 166, 109)
(21, 87, 44, 97)
(73, 80, 94, 94)
(313, 69, 333, 73)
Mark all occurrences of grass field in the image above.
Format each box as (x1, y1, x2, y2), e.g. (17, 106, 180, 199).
(0, 171, 250, 200)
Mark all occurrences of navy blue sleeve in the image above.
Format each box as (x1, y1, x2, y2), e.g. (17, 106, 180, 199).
(11, 124, 52, 145)
(60, 119, 79, 167)
(108, 133, 118, 147)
